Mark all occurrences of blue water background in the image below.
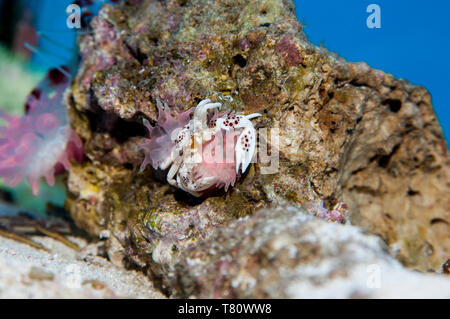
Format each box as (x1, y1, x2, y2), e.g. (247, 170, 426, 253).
(294, 0, 449, 142)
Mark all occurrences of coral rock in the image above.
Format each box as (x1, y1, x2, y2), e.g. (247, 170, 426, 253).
(66, 0, 449, 290)
(170, 205, 450, 298)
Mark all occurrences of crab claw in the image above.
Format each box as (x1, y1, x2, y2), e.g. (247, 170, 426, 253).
(235, 113, 261, 173)
(194, 99, 222, 129)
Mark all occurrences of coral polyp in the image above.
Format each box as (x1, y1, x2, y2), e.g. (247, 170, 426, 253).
(0, 68, 84, 195)
(140, 99, 261, 197)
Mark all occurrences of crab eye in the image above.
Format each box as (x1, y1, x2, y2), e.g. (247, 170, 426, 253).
(35, 113, 59, 135)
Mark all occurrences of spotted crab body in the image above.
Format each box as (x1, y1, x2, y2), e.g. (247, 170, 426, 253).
(140, 99, 261, 197)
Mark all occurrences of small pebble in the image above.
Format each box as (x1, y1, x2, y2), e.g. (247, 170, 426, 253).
(28, 266, 54, 281)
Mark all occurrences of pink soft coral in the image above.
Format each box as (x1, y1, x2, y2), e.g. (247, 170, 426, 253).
(0, 68, 84, 195)
(139, 100, 192, 171)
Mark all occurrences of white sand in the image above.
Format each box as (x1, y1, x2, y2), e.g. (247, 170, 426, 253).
(0, 235, 165, 299)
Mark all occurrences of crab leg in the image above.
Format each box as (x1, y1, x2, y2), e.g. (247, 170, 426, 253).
(193, 99, 222, 131)
(246, 113, 262, 120)
(167, 158, 182, 186)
